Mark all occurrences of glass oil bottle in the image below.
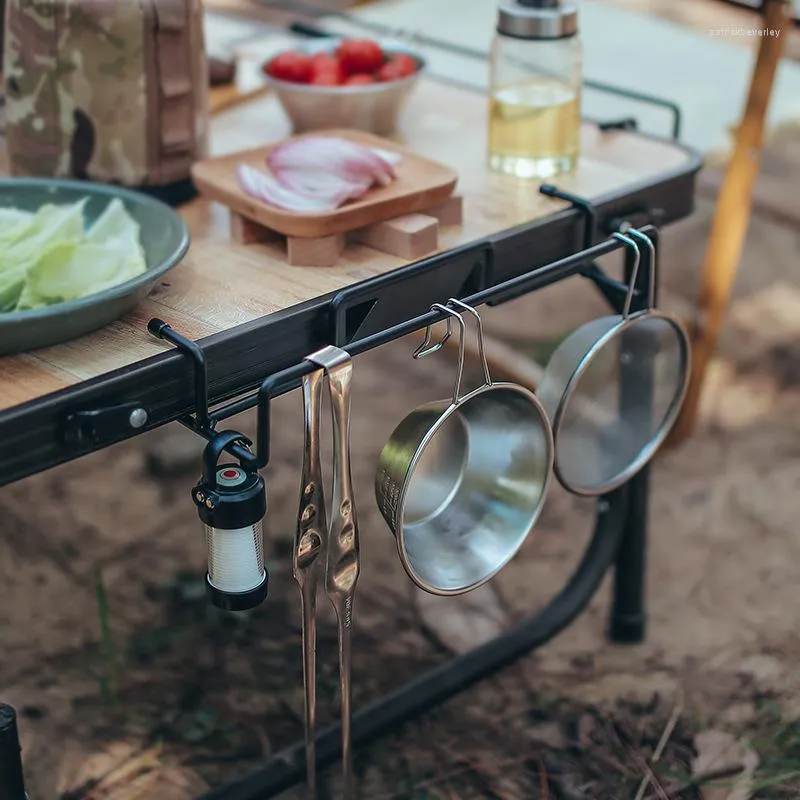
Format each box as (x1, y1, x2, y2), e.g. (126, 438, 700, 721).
(489, 0, 582, 179)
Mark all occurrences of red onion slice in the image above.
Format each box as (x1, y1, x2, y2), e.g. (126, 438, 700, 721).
(274, 169, 371, 203)
(237, 164, 345, 212)
(267, 136, 396, 188)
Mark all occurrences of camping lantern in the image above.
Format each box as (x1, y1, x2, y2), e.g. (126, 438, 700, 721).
(192, 432, 268, 611)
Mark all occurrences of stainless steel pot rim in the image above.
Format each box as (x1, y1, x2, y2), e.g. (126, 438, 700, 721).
(550, 308, 691, 496)
(393, 380, 555, 596)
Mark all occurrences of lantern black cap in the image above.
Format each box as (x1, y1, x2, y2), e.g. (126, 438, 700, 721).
(192, 431, 267, 529)
(206, 572, 269, 611)
(193, 465, 267, 529)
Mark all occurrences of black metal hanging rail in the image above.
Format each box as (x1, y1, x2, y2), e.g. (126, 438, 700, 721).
(152, 224, 657, 471)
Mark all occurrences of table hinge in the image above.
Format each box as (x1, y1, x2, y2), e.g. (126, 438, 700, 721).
(62, 402, 150, 447)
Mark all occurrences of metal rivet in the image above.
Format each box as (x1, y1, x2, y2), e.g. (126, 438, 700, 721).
(205, 498, 214, 509)
(195, 491, 205, 504)
(129, 408, 149, 429)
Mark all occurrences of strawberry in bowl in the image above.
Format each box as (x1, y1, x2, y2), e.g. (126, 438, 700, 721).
(261, 38, 425, 136)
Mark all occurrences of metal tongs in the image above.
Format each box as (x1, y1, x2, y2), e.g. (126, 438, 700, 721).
(295, 345, 360, 799)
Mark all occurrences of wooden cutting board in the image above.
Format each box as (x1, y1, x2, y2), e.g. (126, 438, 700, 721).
(190, 129, 458, 238)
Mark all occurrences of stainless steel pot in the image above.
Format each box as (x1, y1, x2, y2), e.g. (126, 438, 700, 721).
(536, 231, 691, 496)
(375, 299, 554, 596)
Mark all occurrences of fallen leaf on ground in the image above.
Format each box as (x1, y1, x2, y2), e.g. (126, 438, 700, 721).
(692, 729, 759, 800)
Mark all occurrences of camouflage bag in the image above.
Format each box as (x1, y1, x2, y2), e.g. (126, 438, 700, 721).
(3, 0, 209, 187)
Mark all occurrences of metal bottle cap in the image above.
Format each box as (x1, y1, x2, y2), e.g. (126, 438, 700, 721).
(497, 0, 579, 40)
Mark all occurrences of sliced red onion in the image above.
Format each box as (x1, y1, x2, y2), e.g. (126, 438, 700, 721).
(274, 169, 371, 203)
(238, 137, 403, 213)
(267, 136, 396, 188)
(237, 164, 344, 212)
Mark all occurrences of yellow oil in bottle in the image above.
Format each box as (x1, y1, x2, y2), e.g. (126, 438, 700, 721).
(488, 81, 580, 179)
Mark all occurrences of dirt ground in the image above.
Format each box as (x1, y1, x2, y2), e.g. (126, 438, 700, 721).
(2, 88, 800, 800)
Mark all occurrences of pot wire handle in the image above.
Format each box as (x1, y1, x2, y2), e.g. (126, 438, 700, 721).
(413, 314, 452, 359)
(430, 303, 467, 404)
(625, 229, 656, 311)
(612, 232, 642, 319)
(448, 298, 492, 389)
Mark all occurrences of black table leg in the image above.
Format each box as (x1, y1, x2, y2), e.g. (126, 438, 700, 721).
(609, 465, 649, 643)
(608, 230, 658, 645)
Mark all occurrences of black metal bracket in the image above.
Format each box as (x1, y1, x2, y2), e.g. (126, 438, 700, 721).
(537, 185, 652, 315)
(62, 401, 151, 448)
(147, 319, 210, 431)
(59, 324, 204, 449)
(540, 183, 597, 252)
(144, 321, 260, 470)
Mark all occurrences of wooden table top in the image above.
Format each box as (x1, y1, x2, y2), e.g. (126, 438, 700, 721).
(0, 77, 696, 414)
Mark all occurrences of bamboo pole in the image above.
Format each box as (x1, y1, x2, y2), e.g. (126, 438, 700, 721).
(667, 0, 791, 446)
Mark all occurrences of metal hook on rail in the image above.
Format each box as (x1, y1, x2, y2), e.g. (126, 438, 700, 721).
(148, 318, 211, 432)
